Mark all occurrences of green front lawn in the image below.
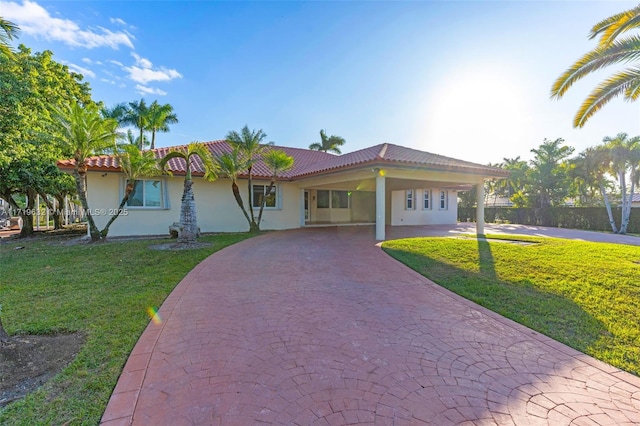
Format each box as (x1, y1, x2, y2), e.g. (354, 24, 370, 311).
(382, 235, 640, 376)
(0, 233, 254, 425)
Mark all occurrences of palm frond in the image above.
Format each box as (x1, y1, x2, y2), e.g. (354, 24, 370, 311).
(551, 34, 640, 99)
(590, 5, 640, 46)
(573, 68, 640, 127)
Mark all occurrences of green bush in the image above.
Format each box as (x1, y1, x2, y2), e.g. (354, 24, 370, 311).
(458, 207, 640, 233)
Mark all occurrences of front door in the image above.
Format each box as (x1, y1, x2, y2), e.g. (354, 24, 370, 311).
(304, 191, 310, 222)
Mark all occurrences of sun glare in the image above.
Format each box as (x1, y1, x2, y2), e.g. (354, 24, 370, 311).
(420, 65, 534, 164)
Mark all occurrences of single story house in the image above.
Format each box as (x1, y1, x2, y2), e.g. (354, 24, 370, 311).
(58, 141, 508, 240)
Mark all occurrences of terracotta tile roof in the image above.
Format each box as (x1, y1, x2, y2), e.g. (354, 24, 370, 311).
(58, 141, 507, 179)
(295, 143, 509, 178)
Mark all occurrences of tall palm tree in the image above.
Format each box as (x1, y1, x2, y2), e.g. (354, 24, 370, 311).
(309, 129, 346, 154)
(122, 98, 149, 150)
(158, 142, 217, 243)
(100, 144, 161, 238)
(100, 102, 127, 124)
(52, 102, 119, 241)
(0, 17, 19, 58)
(603, 132, 640, 233)
(551, 4, 640, 127)
(226, 125, 269, 232)
(146, 101, 178, 150)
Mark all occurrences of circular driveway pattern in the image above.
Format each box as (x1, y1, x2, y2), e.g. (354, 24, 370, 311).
(102, 225, 640, 425)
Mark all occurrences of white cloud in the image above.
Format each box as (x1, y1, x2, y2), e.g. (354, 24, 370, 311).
(131, 52, 153, 69)
(1, 0, 134, 49)
(109, 59, 123, 67)
(135, 84, 167, 96)
(64, 62, 96, 78)
(101, 78, 115, 85)
(125, 66, 182, 84)
(110, 17, 126, 26)
(123, 52, 182, 84)
(82, 57, 93, 64)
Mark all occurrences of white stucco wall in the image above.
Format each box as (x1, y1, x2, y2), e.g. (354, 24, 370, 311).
(390, 189, 458, 226)
(85, 172, 302, 237)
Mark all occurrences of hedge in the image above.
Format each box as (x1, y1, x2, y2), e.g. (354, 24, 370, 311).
(458, 207, 640, 234)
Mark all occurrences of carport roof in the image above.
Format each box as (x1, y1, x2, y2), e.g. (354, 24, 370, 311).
(57, 141, 508, 179)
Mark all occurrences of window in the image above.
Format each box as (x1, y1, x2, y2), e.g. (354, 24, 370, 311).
(423, 190, 431, 210)
(317, 190, 330, 208)
(332, 190, 350, 209)
(405, 189, 414, 210)
(252, 185, 277, 208)
(439, 190, 448, 210)
(127, 179, 163, 208)
(317, 190, 349, 208)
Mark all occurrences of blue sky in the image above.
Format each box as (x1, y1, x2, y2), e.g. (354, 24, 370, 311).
(2, 0, 639, 164)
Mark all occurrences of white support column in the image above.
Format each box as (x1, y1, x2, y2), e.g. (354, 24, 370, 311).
(476, 181, 485, 236)
(376, 174, 386, 241)
(299, 189, 305, 227)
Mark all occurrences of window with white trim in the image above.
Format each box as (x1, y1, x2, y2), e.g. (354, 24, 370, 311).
(127, 179, 163, 208)
(252, 184, 277, 208)
(317, 190, 330, 208)
(405, 189, 414, 210)
(439, 190, 448, 210)
(423, 190, 431, 210)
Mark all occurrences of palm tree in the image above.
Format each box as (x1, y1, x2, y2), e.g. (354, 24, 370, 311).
(572, 146, 618, 232)
(100, 144, 161, 238)
(158, 142, 217, 243)
(122, 98, 149, 150)
(52, 102, 119, 241)
(226, 125, 269, 232)
(215, 146, 253, 228)
(146, 101, 178, 150)
(551, 4, 640, 127)
(309, 129, 346, 154)
(603, 132, 640, 233)
(0, 17, 19, 58)
(255, 149, 294, 225)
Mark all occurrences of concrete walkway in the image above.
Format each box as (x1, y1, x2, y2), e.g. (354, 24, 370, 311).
(102, 225, 640, 425)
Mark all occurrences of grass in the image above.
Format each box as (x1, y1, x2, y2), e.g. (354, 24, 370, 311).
(382, 235, 640, 376)
(0, 232, 254, 425)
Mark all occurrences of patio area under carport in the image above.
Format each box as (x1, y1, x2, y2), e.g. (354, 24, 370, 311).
(296, 164, 494, 240)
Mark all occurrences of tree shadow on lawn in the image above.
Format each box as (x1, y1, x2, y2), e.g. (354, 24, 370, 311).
(384, 238, 606, 361)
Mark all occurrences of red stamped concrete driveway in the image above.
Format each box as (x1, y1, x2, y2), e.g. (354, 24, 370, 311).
(102, 226, 640, 425)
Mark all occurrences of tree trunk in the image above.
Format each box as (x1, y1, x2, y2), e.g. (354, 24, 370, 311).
(617, 171, 627, 234)
(0, 315, 11, 344)
(100, 181, 134, 239)
(620, 174, 636, 234)
(39, 191, 63, 230)
(150, 130, 156, 150)
(231, 181, 253, 230)
(178, 179, 198, 243)
(247, 166, 258, 230)
(19, 188, 36, 238)
(600, 183, 618, 233)
(256, 178, 275, 227)
(74, 168, 101, 241)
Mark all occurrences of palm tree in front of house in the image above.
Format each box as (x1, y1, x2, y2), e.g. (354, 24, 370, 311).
(146, 101, 178, 150)
(52, 101, 119, 241)
(309, 129, 346, 154)
(225, 125, 270, 232)
(159, 142, 217, 243)
(216, 146, 253, 228)
(100, 144, 161, 238)
(255, 149, 294, 225)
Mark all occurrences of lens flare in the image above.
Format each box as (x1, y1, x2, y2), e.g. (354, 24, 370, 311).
(147, 306, 162, 325)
